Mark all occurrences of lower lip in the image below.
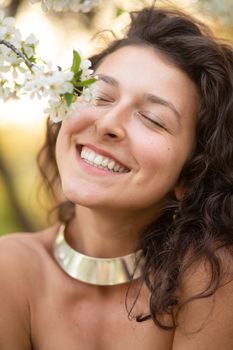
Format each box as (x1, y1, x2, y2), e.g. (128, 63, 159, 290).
(76, 147, 126, 176)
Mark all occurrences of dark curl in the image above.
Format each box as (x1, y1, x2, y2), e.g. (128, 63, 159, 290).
(37, 4, 233, 329)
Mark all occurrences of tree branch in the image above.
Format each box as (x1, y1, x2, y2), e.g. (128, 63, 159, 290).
(0, 40, 34, 70)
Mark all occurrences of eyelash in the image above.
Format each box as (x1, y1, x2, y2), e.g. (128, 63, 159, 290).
(94, 96, 168, 131)
(95, 95, 113, 105)
(139, 112, 166, 130)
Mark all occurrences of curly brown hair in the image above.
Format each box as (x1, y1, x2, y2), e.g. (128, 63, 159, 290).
(37, 3, 233, 329)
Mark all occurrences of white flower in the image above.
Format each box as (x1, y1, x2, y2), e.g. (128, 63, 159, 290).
(78, 0, 100, 13)
(81, 83, 97, 105)
(0, 11, 22, 48)
(80, 58, 93, 80)
(0, 11, 14, 34)
(24, 64, 74, 100)
(44, 99, 64, 123)
(28, 0, 101, 13)
(0, 11, 97, 123)
(69, 0, 82, 11)
(0, 81, 10, 101)
(44, 97, 74, 123)
(24, 34, 39, 46)
(51, 0, 71, 12)
(22, 33, 39, 58)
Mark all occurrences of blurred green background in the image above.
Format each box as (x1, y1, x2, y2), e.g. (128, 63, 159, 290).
(0, 0, 232, 235)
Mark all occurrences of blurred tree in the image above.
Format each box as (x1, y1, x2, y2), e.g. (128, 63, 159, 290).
(0, 0, 32, 232)
(196, 0, 233, 27)
(0, 0, 22, 16)
(8, 0, 21, 16)
(0, 138, 35, 231)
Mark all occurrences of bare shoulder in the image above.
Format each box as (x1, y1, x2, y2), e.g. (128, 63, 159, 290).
(0, 225, 60, 350)
(0, 224, 59, 273)
(0, 223, 61, 296)
(172, 250, 233, 350)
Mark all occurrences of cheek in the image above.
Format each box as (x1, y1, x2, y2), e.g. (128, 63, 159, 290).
(132, 135, 187, 191)
(55, 106, 98, 179)
(136, 137, 175, 172)
(55, 132, 65, 180)
(67, 105, 97, 132)
(55, 106, 97, 154)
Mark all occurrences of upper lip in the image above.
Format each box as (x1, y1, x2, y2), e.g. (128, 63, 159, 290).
(78, 143, 130, 170)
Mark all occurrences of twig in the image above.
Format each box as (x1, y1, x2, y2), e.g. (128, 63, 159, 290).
(0, 39, 34, 69)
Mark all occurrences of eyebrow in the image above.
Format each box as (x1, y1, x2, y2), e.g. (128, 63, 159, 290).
(96, 73, 181, 123)
(145, 93, 181, 124)
(97, 73, 119, 87)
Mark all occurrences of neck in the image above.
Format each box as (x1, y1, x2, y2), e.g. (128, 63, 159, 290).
(66, 205, 156, 258)
(54, 224, 143, 286)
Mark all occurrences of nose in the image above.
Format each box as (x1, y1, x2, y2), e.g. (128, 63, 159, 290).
(94, 103, 130, 142)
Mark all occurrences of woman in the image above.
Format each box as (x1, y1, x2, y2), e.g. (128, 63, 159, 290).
(0, 4, 233, 349)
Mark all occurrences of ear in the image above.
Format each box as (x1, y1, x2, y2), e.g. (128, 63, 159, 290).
(174, 183, 186, 201)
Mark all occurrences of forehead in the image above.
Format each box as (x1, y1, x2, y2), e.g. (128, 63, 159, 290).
(95, 45, 199, 118)
(96, 44, 178, 80)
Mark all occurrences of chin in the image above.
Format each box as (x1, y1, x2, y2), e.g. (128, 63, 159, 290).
(61, 180, 104, 208)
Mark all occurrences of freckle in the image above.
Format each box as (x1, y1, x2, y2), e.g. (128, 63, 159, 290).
(168, 148, 171, 151)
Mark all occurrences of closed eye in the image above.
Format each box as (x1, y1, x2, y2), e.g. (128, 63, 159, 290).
(95, 94, 114, 105)
(139, 112, 168, 131)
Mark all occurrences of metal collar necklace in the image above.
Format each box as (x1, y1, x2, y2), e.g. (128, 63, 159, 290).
(54, 224, 144, 286)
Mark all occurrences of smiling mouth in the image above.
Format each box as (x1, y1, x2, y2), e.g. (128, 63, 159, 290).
(77, 145, 130, 173)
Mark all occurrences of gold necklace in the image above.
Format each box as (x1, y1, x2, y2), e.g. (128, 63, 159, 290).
(54, 224, 144, 286)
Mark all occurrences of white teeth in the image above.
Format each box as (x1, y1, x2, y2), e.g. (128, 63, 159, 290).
(107, 161, 115, 170)
(94, 155, 103, 165)
(113, 164, 120, 172)
(81, 149, 87, 159)
(79, 146, 128, 173)
(80, 148, 85, 158)
(101, 158, 109, 167)
(87, 151, 95, 162)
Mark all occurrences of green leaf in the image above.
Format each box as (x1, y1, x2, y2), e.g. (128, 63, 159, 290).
(72, 71, 82, 84)
(115, 7, 125, 17)
(71, 50, 81, 74)
(64, 93, 73, 106)
(75, 77, 97, 87)
(29, 57, 37, 64)
(14, 82, 21, 87)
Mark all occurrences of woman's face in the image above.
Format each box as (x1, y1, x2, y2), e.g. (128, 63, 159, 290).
(56, 45, 199, 215)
